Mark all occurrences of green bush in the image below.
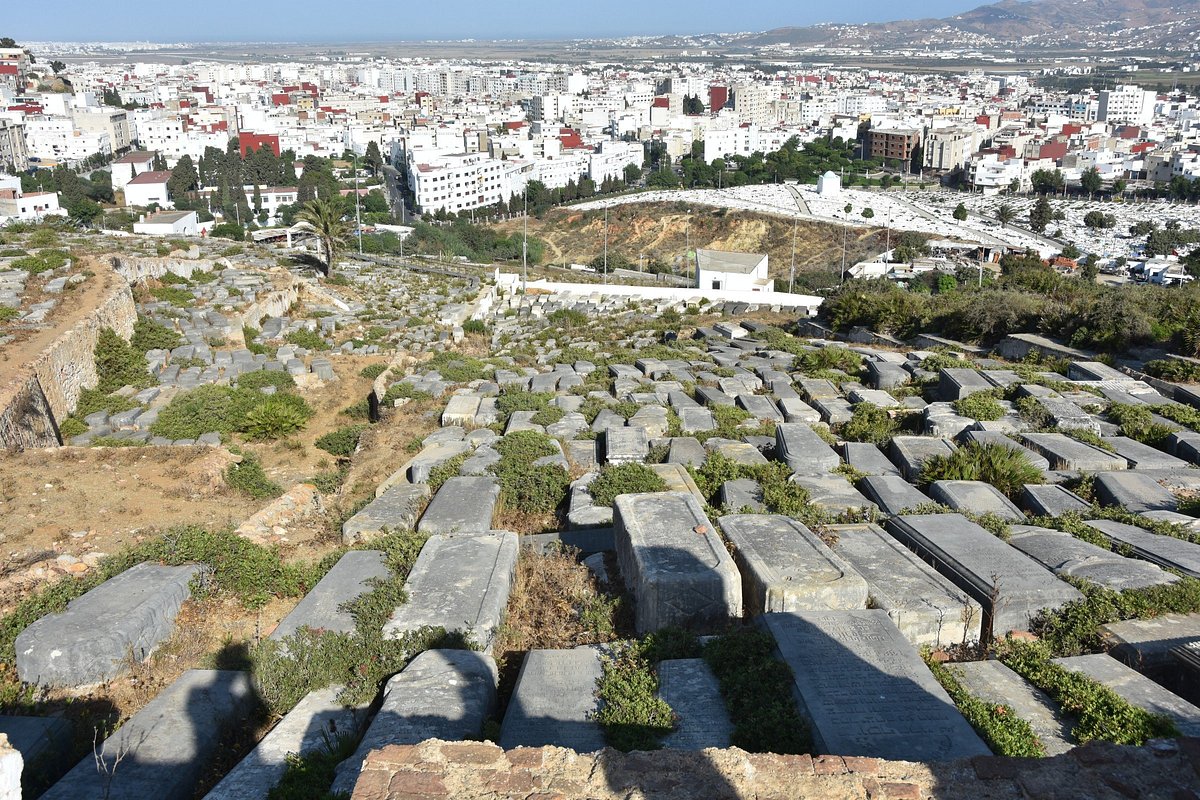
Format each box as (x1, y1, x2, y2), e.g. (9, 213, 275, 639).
(225, 454, 283, 499)
(1105, 403, 1178, 447)
(794, 346, 863, 378)
(428, 453, 468, 494)
(952, 392, 1005, 422)
(243, 396, 312, 441)
(490, 430, 569, 513)
(266, 730, 359, 800)
(1144, 359, 1200, 383)
(495, 389, 553, 422)
(237, 369, 296, 392)
(151, 385, 259, 439)
(315, 425, 368, 458)
(589, 464, 668, 507)
(595, 642, 675, 752)
(530, 406, 565, 427)
(12, 249, 68, 274)
(425, 351, 489, 383)
(129, 315, 182, 353)
(0, 306, 17, 323)
(149, 285, 195, 307)
(840, 402, 900, 445)
(359, 363, 387, 380)
(919, 441, 1043, 499)
(94, 327, 154, 394)
(381, 382, 431, 405)
(284, 328, 330, 351)
(74, 387, 137, 418)
(57, 417, 88, 439)
(703, 629, 810, 754)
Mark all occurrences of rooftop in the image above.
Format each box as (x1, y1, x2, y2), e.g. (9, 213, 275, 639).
(695, 248, 767, 275)
(126, 170, 172, 185)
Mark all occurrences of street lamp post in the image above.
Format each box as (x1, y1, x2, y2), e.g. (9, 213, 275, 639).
(684, 208, 692, 285)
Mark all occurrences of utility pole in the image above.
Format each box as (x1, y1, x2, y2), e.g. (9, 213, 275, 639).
(788, 216, 797, 293)
(840, 222, 847, 286)
(685, 208, 692, 285)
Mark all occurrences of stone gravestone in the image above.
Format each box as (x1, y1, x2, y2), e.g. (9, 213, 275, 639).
(826, 523, 981, 648)
(885, 514, 1083, 638)
(271, 551, 391, 642)
(1008, 525, 1177, 592)
(383, 531, 519, 651)
(1054, 653, 1200, 737)
(614, 492, 741, 634)
(498, 647, 606, 753)
(16, 562, 200, 687)
(330, 649, 498, 795)
(763, 610, 989, 761)
(657, 659, 733, 750)
(720, 514, 867, 614)
(417, 476, 499, 534)
(952, 660, 1075, 755)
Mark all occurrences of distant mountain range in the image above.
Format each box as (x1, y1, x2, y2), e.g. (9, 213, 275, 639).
(715, 0, 1200, 52)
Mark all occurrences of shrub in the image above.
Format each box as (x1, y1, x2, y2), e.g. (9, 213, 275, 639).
(703, 629, 810, 754)
(425, 352, 489, 383)
(315, 424, 368, 458)
(243, 396, 312, 440)
(795, 347, 863, 377)
(495, 389, 553, 421)
(382, 382, 431, 405)
(1144, 359, 1200, 383)
(225, 454, 283, 499)
(359, 363, 387, 380)
(840, 402, 899, 445)
(918, 441, 1043, 499)
(151, 385, 259, 439)
(74, 387, 137, 418)
(589, 463, 668, 507)
(149, 285, 194, 307)
(1106, 403, 1178, 447)
(237, 369, 296, 392)
(0, 306, 16, 323)
(462, 319, 486, 335)
(211, 222, 245, 241)
(952, 392, 1005, 422)
(595, 642, 675, 752)
(428, 453, 468, 494)
(57, 417, 88, 439)
(491, 431, 569, 513)
(129, 316, 182, 353)
(284, 328, 330, 351)
(94, 327, 154, 394)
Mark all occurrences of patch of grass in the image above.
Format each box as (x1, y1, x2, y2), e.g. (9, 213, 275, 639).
(284, 328, 331, 351)
(315, 425, 368, 458)
(151, 385, 311, 441)
(427, 453, 468, 493)
(267, 729, 358, 800)
(425, 351, 489, 383)
(588, 463, 668, 507)
(918, 441, 1044, 499)
(225, 454, 283, 499)
(490, 431, 569, 514)
(57, 417, 88, 439)
(244, 396, 312, 441)
(924, 653, 1046, 757)
(495, 389, 554, 423)
(839, 402, 901, 445)
(89, 435, 146, 448)
(703, 629, 810, 754)
(129, 316, 182, 352)
(999, 639, 1178, 745)
(382, 382, 432, 405)
(237, 369, 296, 392)
(74, 387, 138, 418)
(1064, 429, 1115, 453)
(359, 363, 388, 380)
(149, 285, 195, 307)
(1105, 403, 1178, 447)
(952, 392, 1006, 422)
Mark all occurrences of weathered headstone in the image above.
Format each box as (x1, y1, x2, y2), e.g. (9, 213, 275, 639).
(417, 477, 499, 534)
(614, 492, 741, 634)
(383, 531, 518, 651)
(890, 436, 956, 481)
(342, 484, 430, 544)
(764, 610, 990, 761)
(789, 474, 876, 516)
(271, 551, 391, 642)
(952, 660, 1075, 755)
(775, 423, 840, 475)
(498, 647, 606, 752)
(926, 480, 1025, 521)
(1018, 433, 1126, 472)
(1083, 520, 1200, 579)
(1008, 525, 1177, 592)
(1054, 653, 1200, 737)
(16, 563, 200, 687)
(721, 515, 868, 614)
(858, 476, 933, 516)
(657, 659, 733, 750)
(330, 649, 498, 794)
(1093, 473, 1177, 514)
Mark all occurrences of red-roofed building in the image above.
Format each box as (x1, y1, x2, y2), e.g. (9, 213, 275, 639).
(240, 132, 280, 157)
(124, 170, 173, 208)
(112, 151, 157, 189)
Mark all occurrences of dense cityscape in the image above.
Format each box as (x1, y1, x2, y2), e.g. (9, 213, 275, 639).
(2, 0, 1200, 797)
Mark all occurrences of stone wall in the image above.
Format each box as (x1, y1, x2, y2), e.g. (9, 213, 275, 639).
(110, 254, 219, 283)
(0, 273, 137, 450)
(351, 738, 1200, 800)
(239, 274, 302, 330)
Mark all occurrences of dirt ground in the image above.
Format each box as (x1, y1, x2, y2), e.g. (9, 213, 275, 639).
(490, 203, 886, 280)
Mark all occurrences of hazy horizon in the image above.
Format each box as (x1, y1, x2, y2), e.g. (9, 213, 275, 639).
(8, 0, 987, 44)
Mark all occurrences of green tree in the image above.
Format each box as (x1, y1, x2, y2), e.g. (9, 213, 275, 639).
(167, 154, 199, 200)
(1029, 197, 1052, 233)
(363, 140, 384, 175)
(1060, 243, 1082, 260)
(909, 144, 923, 175)
(151, 152, 167, 171)
(623, 163, 641, 184)
(682, 94, 705, 115)
(49, 59, 65, 74)
(953, 202, 968, 221)
(996, 204, 1016, 228)
(1030, 168, 1065, 195)
(1080, 167, 1103, 198)
(297, 197, 350, 276)
(0, 38, 18, 48)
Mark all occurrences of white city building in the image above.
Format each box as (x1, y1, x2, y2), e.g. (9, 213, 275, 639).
(1098, 85, 1157, 127)
(695, 249, 772, 293)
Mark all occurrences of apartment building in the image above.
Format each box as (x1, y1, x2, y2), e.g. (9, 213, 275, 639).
(409, 152, 512, 214)
(0, 118, 28, 171)
(1098, 85, 1157, 127)
(868, 128, 921, 164)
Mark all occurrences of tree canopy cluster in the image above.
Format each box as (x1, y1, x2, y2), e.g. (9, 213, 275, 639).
(21, 164, 113, 223)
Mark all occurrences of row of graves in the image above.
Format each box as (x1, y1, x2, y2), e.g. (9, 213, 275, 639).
(8, 310, 1200, 798)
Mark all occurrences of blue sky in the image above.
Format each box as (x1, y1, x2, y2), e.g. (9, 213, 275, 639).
(11, 0, 987, 42)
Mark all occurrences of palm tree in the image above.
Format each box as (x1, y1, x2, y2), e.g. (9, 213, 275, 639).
(996, 204, 1015, 228)
(297, 197, 350, 276)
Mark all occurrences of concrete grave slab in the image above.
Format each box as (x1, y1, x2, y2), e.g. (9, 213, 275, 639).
(1054, 653, 1200, 737)
(498, 647, 605, 752)
(1093, 472, 1177, 514)
(657, 659, 733, 750)
(858, 476, 934, 516)
(926, 480, 1025, 521)
(272, 551, 391, 642)
(1084, 520, 1200, 579)
(776, 423, 840, 476)
(343, 484, 430, 544)
(1008, 525, 1177, 592)
(1018, 433, 1127, 472)
(952, 660, 1075, 755)
(417, 477, 500, 535)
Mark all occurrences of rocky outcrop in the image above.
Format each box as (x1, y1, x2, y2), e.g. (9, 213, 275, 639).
(351, 738, 1200, 800)
(110, 254, 219, 283)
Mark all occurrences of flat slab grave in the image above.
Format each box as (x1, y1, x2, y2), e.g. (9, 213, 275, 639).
(858, 476, 933, 516)
(16, 562, 200, 687)
(605, 426, 649, 465)
(885, 514, 1083, 638)
(271, 550, 390, 642)
(841, 443, 901, 477)
(383, 532, 519, 651)
(1054, 654, 1200, 737)
(416, 476, 500, 535)
(775, 423, 840, 475)
(330, 649, 498, 795)
(1100, 613, 1200, 671)
(614, 492, 742, 634)
(826, 524, 981, 648)
(890, 437, 956, 481)
(763, 610, 989, 762)
(1083, 520, 1200, 579)
(498, 647, 606, 753)
(789, 474, 877, 516)
(1093, 473, 1178, 514)
(1017, 433, 1127, 472)
(42, 670, 254, 800)
(926, 480, 1025, 521)
(1008, 525, 1177, 592)
(205, 686, 366, 800)
(952, 660, 1075, 755)
(1018, 484, 1092, 517)
(657, 659, 733, 750)
(719, 514, 867, 614)
(342, 483, 430, 544)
